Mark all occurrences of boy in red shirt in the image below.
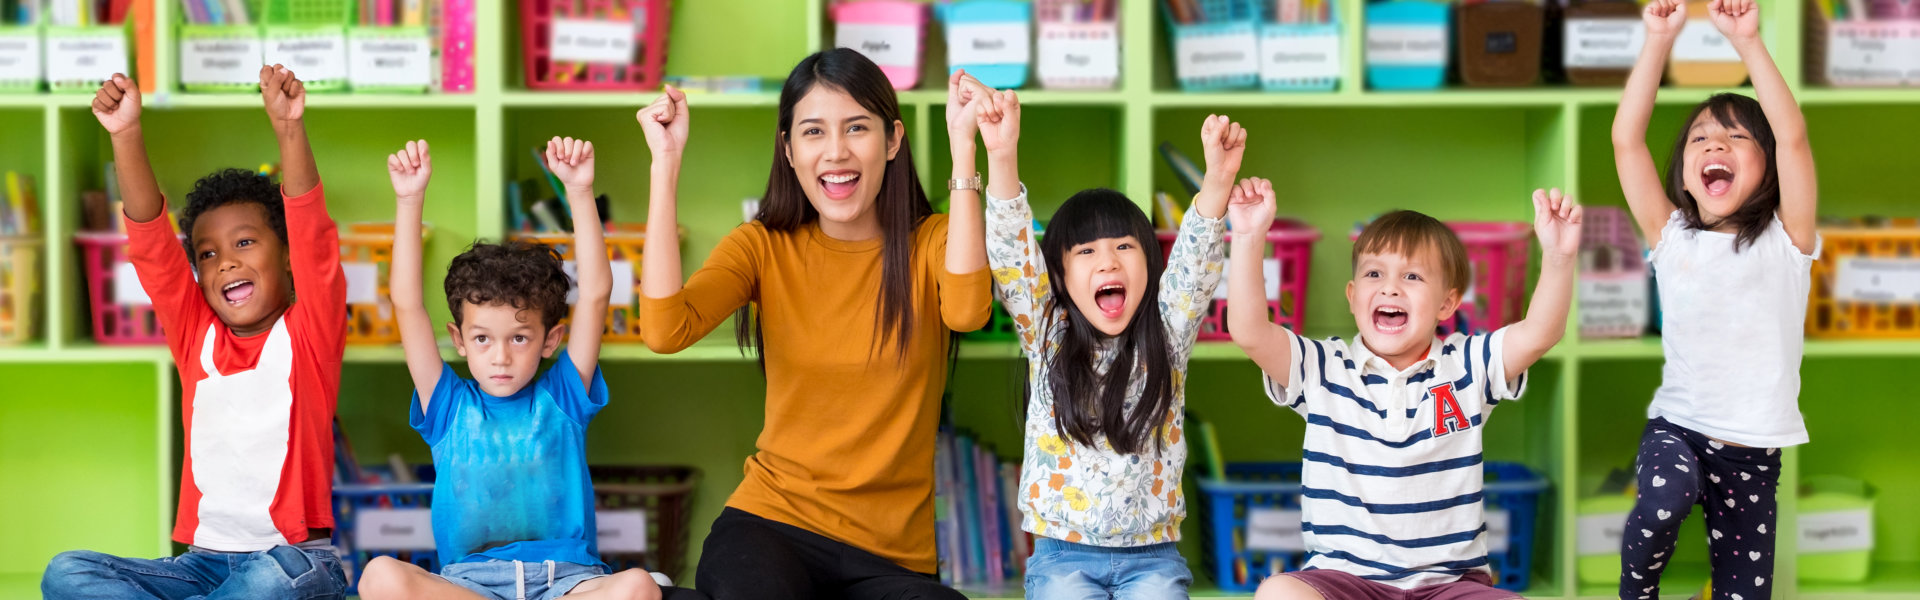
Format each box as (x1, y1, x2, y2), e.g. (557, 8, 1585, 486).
(42, 66, 348, 600)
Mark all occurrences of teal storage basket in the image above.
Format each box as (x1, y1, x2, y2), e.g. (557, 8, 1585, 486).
(939, 0, 1031, 89)
(1257, 0, 1342, 91)
(1365, 0, 1451, 90)
(1161, 0, 1262, 91)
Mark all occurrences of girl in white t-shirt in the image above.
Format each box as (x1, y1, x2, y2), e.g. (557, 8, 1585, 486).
(1610, 0, 1819, 598)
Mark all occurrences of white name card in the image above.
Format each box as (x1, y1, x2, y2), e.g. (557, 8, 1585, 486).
(1576, 511, 1629, 555)
(265, 32, 348, 82)
(1367, 25, 1447, 66)
(1261, 32, 1342, 80)
(947, 22, 1029, 66)
(1174, 30, 1259, 80)
(1485, 507, 1512, 553)
(549, 18, 637, 64)
(181, 37, 264, 86)
(1672, 19, 1741, 62)
(0, 33, 41, 83)
(1827, 22, 1920, 86)
(1565, 18, 1644, 68)
(1037, 27, 1119, 82)
(1798, 508, 1873, 553)
(1835, 257, 1920, 303)
(354, 508, 436, 550)
(45, 33, 127, 84)
(113, 261, 151, 306)
(596, 509, 649, 553)
(350, 33, 433, 87)
(1245, 507, 1306, 551)
(562, 259, 635, 306)
(343, 262, 380, 305)
(1579, 276, 1649, 333)
(837, 23, 920, 69)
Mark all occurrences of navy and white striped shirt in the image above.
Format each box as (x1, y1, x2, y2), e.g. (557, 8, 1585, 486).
(1263, 329, 1526, 589)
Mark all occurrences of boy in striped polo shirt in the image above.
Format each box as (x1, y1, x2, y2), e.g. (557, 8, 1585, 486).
(1224, 181, 1583, 599)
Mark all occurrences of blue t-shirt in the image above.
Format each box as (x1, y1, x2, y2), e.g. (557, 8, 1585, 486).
(409, 349, 609, 568)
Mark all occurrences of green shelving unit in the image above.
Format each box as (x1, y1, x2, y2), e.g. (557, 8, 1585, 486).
(0, 0, 1915, 598)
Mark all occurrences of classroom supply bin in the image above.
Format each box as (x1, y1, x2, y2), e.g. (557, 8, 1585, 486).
(260, 0, 353, 92)
(339, 222, 430, 345)
(45, 26, 133, 92)
(1807, 219, 1920, 338)
(0, 236, 41, 345)
(1155, 219, 1319, 341)
(1665, 0, 1747, 86)
(1798, 475, 1876, 583)
(507, 226, 682, 343)
(1574, 494, 1634, 584)
(175, 0, 262, 93)
(1804, 0, 1920, 88)
(1561, 0, 1642, 85)
(520, 0, 670, 91)
(591, 465, 699, 581)
(1578, 206, 1649, 339)
(1365, 0, 1451, 90)
(1035, 0, 1120, 90)
(76, 231, 171, 345)
(1258, 0, 1343, 91)
(1457, 1, 1544, 86)
(939, 0, 1031, 89)
(832, 0, 928, 90)
(1162, 0, 1263, 91)
(1197, 461, 1547, 592)
(331, 464, 437, 595)
(346, 26, 435, 93)
(0, 25, 42, 92)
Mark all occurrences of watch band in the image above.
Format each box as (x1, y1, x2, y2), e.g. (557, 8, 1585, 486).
(948, 172, 983, 192)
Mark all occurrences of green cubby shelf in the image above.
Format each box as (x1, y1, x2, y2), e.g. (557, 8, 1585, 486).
(1, 0, 1917, 597)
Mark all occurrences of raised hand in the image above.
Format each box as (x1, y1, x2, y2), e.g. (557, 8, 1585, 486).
(259, 65, 306, 124)
(1227, 177, 1276, 236)
(1201, 114, 1247, 184)
(636, 85, 691, 165)
(545, 137, 595, 190)
(977, 89, 1020, 159)
(946, 70, 989, 147)
(1708, 0, 1760, 42)
(91, 74, 141, 135)
(1643, 0, 1689, 38)
(388, 140, 432, 205)
(1532, 188, 1584, 260)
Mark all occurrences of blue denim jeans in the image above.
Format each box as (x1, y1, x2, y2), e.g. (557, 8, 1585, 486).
(437, 559, 609, 600)
(41, 545, 347, 600)
(1023, 537, 1193, 600)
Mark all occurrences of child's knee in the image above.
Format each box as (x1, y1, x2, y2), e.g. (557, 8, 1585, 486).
(1254, 574, 1325, 600)
(599, 569, 662, 600)
(41, 551, 109, 594)
(356, 556, 420, 600)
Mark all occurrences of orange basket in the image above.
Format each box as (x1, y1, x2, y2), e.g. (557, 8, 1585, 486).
(508, 225, 683, 342)
(340, 222, 431, 345)
(1808, 219, 1920, 338)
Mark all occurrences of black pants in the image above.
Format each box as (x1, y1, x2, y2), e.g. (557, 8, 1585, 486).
(1620, 417, 1782, 600)
(684, 507, 965, 600)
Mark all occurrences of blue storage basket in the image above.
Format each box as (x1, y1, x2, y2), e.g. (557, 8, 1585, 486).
(1197, 461, 1547, 592)
(939, 0, 1031, 88)
(331, 464, 438, 595)
(1161, 0, 1263, 91)
(1364, 0, 1451, 90)
(1257, 0, 1342, 91)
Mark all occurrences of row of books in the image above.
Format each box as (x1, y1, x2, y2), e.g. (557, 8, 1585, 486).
(934, 428, 1032, 590)
(1, 172, 39, 237)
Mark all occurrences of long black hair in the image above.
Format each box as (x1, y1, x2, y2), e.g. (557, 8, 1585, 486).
(1036, 189, 1177, 456)
(1664, 93, 1780, 252)
(736, 48, 933, 365)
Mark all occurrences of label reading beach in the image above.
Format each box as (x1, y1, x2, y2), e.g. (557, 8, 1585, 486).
(113, 261, 151, 306)
(1672, 20, 1740, 62)
(1827, 23, 1919, 85)
(837, 23, 920, 69)
(1245, 507, 1305, 551)
(1174, 29, 1259, 80)
(1565, 18, 1644, 68)
(355, 508, 436, 550)
(1260, 32, 1341, 80)
(596, 509, 649, 553)
(1799, 508, 1873, 553)
(182, 37, 264, 85)
(549, 18, 636, 64)
(1038, 29, 1119, 82)
(1834, 257, 1920, 302)
(1576, 511, 1630, 555)
(1579, 276, 1649, 333)
(265, 33, 347, 81)
(1367, 25, 1447, 66)
(947, 22, 1029, 66)
(351, 35, 432, 86)
(0, 34, 41, 82)
(45, 34, 127, 83)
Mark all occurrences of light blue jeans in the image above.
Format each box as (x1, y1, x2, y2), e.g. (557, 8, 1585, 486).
(437, 559, 609, 600)
(1024, 537, 1193, 600)
(41, 545, 346, 600)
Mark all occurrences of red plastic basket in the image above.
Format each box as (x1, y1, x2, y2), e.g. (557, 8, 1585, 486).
(520, 0, 670, 90)
(76, 232, 172, 345)
(1157, 219, 1321, 341)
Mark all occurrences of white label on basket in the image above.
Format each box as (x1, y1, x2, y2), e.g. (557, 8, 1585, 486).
(1565, 18, 1644, 68)
(343, 262, 380, 305)
(948, 23, 1029, 66)
(1834, 257, 1920, 303)
(1579, 275, 1649, 335)
(1485, 507, 1511, 553)
(596, 509, 649, 553)
(1216, 257, 1282, 301)
(561, 259, 633, 305)
(1827, 23, 1918, 86)
(836, 23, 920, 69)
(1260, 31, 1342, 80)
(1174, 29, 1259, 80)
(0, 34, 41, 83)
(45, 34, 127, 83)
(264, 33, 347, 82)
(1576, 511, 1629, 555)
(351, 35, 432, 87)
(1672, 19, 1740, 62)
(1245, 507, 1306, 551)
(355, 508, 436, 550)
(1367, 25, 1447, 66)
(181, 38, 264, 85)
(113, 261, 151, 306)
(549, 18, 637, 65)
(1799, 508, 1873, 553)
(1038, 29, 1119, 82)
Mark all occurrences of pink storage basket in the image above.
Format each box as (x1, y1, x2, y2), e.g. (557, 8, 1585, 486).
(1450, 222, 1533, 334)
(1158, 219, 1321, 341)
(1578, 207, 1651, 339)
(77, 232, 173, 345)
(831, 0, 928, 90)
(520, 0, 670, 91)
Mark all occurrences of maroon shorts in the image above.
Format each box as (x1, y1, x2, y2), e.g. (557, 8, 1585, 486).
(1280, 569, 1525, 600)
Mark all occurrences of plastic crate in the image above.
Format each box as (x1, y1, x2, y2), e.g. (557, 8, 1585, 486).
(590, 465, 698, 581)
(175, 0, 264, 93)
(1578, 207, 1649, 339)
(832, 0, 928, 90)
(331, 465, 438, 595)
(76, 231, 170, 345)
(520, 0, 669, 91)
(1034, 0, 1119, 90)
(339, 222, 430, 345)
(1804, 0, 1920, 88)
(1457, 1, 1543, 87)
(1453, 222, 1532, 334)
(1364, 1, 1451, 90)
(1162, 0, 1263, 91)
(1197, 461, 1547, 592)
(0, 236, 42, 345)
(0, 26, 43, 92)
(1257, 1, 1342, 92)
(507, 226, 681, 343)
(939, 0, 1031, 89)
(1807, 220, 1920, 338)
(1797, 475, 1875, 583)
(1561, 0, 1642, 86)
(1157, 219, 1320, 341)
(1573, 494, 1633, 585)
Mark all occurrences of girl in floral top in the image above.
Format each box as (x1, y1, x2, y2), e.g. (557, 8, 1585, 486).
(987, 115, 1248, 600)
